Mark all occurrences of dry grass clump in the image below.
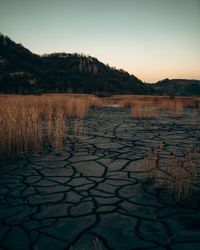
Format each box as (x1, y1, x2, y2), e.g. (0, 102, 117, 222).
(165, 149, 199, 202)
(131, 101, 157, 119)
(69, 236, 104, 250)
(0, 94, 102, 159)
(74, 120, 85, 137)
(0, 98, 43, 157)
(141, 147, 199, 202)
(141, 148, 158, 179)
(104, 96, 158, 118)
(158, 99, 184, 117)
(104, 95, 136, 108)
(87, 96, 104, 107)
(52, 108, 65, 151)
(105, 95, 200, 118)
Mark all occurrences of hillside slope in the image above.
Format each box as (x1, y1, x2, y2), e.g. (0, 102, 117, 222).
(1, 34, 199, 96)
(154, 78, 200, 96)
(0, 34, 151, 94)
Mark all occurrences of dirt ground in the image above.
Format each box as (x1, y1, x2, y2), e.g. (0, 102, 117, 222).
(0, 106, 200, 250)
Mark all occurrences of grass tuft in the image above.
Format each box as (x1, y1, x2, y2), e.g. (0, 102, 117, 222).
(141, 147, 199, 203)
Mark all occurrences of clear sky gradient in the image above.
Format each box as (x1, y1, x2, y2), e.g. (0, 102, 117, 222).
(0, 0, 200, 82)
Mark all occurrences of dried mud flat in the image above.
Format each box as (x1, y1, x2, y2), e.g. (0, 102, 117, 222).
(0, 107, 200, 250)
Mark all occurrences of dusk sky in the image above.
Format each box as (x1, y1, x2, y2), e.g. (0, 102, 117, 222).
(0, 0, 199, 82)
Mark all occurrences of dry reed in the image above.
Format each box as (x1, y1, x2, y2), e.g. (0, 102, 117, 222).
(141, 148, 158, 179)
(131, 102, 157, 119)
(105, 95, 200, 118)
(1, 94, 199, 159)
(165, 149, 199, 202)
(0, 94, 102, 159)
(141, 147, 199, 202)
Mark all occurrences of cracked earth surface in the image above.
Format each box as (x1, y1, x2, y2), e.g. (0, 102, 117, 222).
(0, 107, 200, 250)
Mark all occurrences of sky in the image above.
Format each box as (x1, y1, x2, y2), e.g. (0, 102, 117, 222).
(0, 0, 200, 83)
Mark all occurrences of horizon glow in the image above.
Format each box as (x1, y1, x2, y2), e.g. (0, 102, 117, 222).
(0, 0, 200, 83)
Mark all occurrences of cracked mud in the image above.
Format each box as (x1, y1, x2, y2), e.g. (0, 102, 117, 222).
(0, 107, 200, 250)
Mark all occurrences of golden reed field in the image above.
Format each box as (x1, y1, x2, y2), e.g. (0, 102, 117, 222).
(0, 94, 102, 159)
(0, 94, 200, 202)
(1, 94, 200, 160)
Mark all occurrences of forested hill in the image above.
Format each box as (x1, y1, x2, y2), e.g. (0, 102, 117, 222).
(0, 34, 152, 94)
(153, 78, 200, 96)
(1, 34, 200, 96)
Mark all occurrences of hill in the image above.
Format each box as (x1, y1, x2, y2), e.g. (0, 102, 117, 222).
(0, 34, 152, 94)
(1, 34, 200, 96)
(154, 78, 200, 96)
